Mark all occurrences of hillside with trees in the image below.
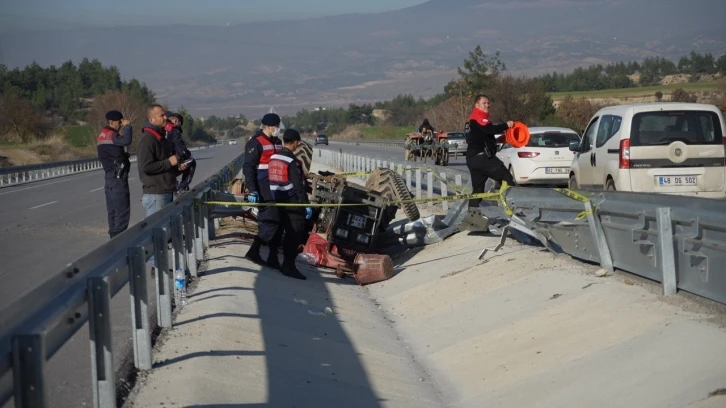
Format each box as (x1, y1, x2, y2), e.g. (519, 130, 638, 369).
(0, 58, 218, 165)
(279, 49, 726, 138)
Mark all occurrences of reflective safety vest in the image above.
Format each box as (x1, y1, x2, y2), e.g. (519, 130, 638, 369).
(256, 135, 282, 174)
(97, 127, 116, 145)
(268, 153, 298, 201)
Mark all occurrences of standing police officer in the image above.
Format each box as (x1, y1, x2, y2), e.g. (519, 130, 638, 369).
(465, 94, 515, 208)
(268, 129, 312, 280)
(97, 110, 132, 238)
(243, 113, 283, 268)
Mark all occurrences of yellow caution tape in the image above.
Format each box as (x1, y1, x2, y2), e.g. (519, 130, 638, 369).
(553, 188, 594, 220)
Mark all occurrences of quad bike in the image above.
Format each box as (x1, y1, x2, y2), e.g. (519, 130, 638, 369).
(404, 130, 449, 165)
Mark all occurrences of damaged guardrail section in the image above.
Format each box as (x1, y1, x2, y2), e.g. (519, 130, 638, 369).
(502, 188, 726, 304)
(0, 153, 243, 408)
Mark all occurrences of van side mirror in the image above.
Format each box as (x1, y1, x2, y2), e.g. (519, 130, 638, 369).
(569, 141, 580, 152)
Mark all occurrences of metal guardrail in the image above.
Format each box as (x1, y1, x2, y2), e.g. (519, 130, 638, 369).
(0, 152, 243, 407)
(303, 138, 404, 148)
(0, 143, 223, 188)
(502, 187, 726, 304)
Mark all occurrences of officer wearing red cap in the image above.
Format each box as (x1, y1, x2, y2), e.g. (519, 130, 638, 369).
(268, 128, 313, 280)
(243, 113, 284, 267)
(465, 94, 515, 208)
(97, 110, 132, 238)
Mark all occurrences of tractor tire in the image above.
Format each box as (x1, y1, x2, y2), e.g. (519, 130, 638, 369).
(293, 140, 313, 176)
(365, 168, 420, 222)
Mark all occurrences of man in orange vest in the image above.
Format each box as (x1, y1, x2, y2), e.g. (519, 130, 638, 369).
(242, 113, 284, 268)
(268, 129, 312, 280)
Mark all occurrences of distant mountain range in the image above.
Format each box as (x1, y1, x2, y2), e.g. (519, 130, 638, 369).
(2, 0, 725, 117)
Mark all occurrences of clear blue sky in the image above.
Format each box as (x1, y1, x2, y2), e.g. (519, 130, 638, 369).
(1, 0, 428, 28)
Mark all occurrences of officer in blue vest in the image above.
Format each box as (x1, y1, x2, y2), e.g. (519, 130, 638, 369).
(268, 129, 312, 280)
(97, 110, 132, 238)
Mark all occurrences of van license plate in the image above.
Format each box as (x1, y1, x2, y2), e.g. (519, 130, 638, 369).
(545, 167, 568, 174)
(657, 176, 697, 186)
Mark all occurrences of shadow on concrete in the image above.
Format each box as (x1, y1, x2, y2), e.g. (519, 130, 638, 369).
(153, 350, 265, 369)
(174, 312, 258, 327)
(246, 246, 384, 406)
(187, 286, 253, 299)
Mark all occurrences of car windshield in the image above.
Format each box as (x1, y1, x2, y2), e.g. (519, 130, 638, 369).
(527, 132, 579, 148)
(447, 132, 465, 140)
(630, 110, 723, 146)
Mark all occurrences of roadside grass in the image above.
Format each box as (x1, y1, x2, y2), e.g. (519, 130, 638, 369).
(63, 125, 95, 147)
(334, 125, 412, 140)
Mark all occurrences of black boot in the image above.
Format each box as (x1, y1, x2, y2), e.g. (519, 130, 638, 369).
(281, 258, 306, 280)
(245, 238, 265, 265)
(266, 247, 281, 270)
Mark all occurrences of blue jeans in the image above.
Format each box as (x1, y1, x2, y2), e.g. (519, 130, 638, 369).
(142, 193, 174, 267)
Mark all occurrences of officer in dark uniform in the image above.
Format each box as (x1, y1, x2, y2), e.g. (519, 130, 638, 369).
(465, 94, 515, 208)
(243, 113, 284, 268)
(268, 129, 312, 280)
(97, 110, 132, 238)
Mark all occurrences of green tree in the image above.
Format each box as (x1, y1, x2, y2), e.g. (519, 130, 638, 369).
(457, 45, 506, 95)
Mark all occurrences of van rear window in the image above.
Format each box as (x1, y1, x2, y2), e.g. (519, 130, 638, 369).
(630, 110, 723, 146)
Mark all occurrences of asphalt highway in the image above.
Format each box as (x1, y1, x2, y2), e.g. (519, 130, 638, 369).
(0, 144, 242, 408)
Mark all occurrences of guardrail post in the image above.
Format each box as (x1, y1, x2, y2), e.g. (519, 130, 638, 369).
(171, 214, 186, 275)
(427, 170, 433, 207)
(389, 162, 395, 171)
(206, 191, 217, 241)
(584, 202, 614, 272)
(153, 228, 172, 328)
(194, 198, 204, 259)
(12, 334, 45, 407)
(415, 169, 422, 200)
(383, 161, 388, 169)
(128, 247, 152, 370)
(440, 173, 449, 211)
(201, 192, 210, 248)
(88, 276, 116, 408)
(183, 206, 198, 277)
(657, 207, 677, 296)
(377, 159, 381, 168)
(455, 174, 463, 193)
(406, 165, 412, 190)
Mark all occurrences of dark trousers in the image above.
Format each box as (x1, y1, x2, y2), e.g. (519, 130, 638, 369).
(466, 154, 515, 208)
(178, 158, 196, 190)
(256, 178, 281, 247)
(280, 208, 307, 260)
(104, 176, 131, 237)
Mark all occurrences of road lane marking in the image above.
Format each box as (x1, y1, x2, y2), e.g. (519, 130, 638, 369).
(29, 201, 58, 209)
(90, 187, 104, 192)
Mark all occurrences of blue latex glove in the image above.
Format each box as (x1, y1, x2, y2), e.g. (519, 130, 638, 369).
(247, 192, 259, 203)
(305, 207, 313, 220)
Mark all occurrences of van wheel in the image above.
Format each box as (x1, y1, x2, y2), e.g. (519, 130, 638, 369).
(569, 174, 578, 189)
(606, 178, 616, 191)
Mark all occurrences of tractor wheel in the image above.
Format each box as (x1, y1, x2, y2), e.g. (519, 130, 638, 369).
(293, 140, 313, 176)
(365, 168, 420, 222)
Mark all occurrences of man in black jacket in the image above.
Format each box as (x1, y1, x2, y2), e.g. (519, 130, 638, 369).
(268, 129, 313, 280)
(465, 94, 515, 208)
(97, 110, 132, 238)
(242, 113, 283, 268)
(164, 112, 196, 193)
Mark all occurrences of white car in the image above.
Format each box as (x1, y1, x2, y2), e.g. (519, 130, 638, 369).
(497, 126, 581, 186)
(569, 102, 726, 198)
(228, 139, 237, 145)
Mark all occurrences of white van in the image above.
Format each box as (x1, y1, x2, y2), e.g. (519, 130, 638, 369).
(568, 102, 726, 198)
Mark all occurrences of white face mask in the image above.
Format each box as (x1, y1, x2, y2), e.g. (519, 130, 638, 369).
(272, 128, 281, 137)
